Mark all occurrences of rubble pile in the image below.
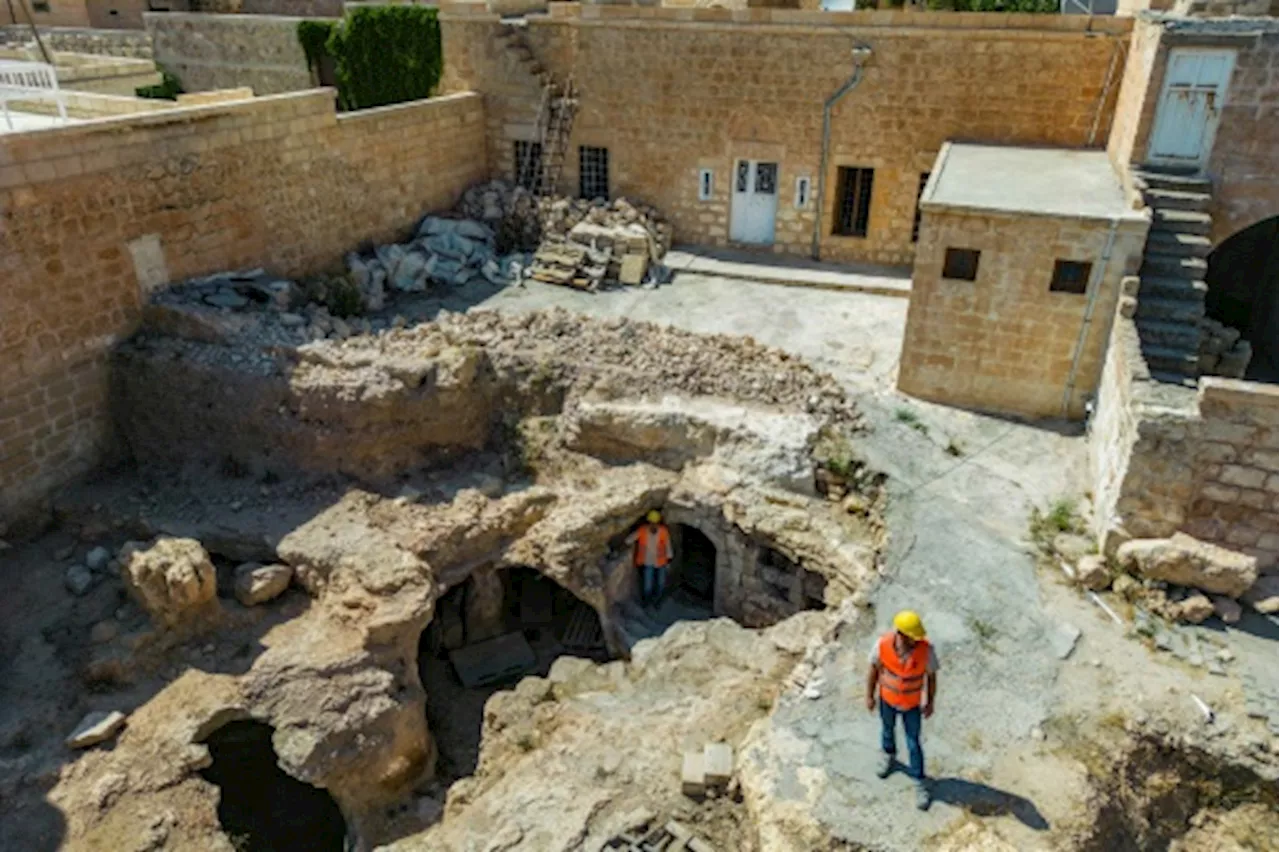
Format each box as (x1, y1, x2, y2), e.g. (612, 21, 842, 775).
(397, 308, 859, 425)
(345, 216, 513, 310)
(1198, 317, 1252, 378)
(456, 179, 674, 290)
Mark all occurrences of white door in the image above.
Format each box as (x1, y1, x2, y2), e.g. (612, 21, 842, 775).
(730, 160, 779, 246)
(1147, 49, 1235, 169)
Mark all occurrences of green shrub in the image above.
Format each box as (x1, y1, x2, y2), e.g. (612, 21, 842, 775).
(327, 6, 442, 111)
(136, 69, 183, 100)
(297, 19, 337, 75)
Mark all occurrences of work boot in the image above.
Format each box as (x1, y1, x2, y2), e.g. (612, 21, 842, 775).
(875, 753, 894, 779)
(914, 781, 931, 811)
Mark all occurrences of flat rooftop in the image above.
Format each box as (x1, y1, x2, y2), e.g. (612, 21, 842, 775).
(923, 143, 1144, 221)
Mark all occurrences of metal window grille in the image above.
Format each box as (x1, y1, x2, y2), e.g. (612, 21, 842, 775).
(833, 167, 874, 237)
(698, 168, 714, 201)
(911, 172, 930, 243)
(578, 146, 609, 200)
(942, 248, 981, 282)
(1050, 260, 1092, 294)
(514, 140, 543, 194)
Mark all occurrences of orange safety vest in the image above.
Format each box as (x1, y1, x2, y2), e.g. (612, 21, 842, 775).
(633, 524, 671, 567)
(877, 631, 931, 711)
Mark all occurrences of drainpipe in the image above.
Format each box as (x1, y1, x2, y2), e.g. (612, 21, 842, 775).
(811, 43, 873, 261)
(1061, 216, 1122, 420)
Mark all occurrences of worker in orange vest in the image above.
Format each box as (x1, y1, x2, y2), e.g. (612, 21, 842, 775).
(865, 610, 938, 811)
(627, 510, 673, 607)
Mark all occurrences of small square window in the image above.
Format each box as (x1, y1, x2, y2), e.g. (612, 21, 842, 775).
(579, 146, 609, 200)
(795, 176, 811, 209)
(698, 168, 714, 202)
(32, 0, 51, 10)
(1050, 259, 1092, 294)
(942, 248, 980, 282)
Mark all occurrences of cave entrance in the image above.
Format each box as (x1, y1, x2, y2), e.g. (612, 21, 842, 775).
(199, 720, 347, 852)
(417, 566, 608, 783)
(675, 524, 717, 604)
(740, 546, 829, 627)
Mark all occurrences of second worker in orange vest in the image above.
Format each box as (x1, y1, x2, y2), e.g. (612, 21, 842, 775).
(865, 609, 938, 811)
(627, 510, 673, 607)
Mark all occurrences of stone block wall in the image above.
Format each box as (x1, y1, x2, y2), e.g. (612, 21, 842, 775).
(0, 25, 154, 57)
(440, 6, 1131, 266)
(145, 11, 318, 94)
(0, 89, 488, 526)
(1089, 311, 1279, 573)
(898, 205, 1149, 420)
(0, 0, 91, 28)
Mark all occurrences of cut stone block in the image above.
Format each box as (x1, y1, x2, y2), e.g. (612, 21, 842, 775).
(703, 742, 733, 787)
(620, 253, 648, 285)
(681, 750, 705, 797)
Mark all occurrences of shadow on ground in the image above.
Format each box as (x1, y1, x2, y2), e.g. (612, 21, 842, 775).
(929, 777, 1049, 830)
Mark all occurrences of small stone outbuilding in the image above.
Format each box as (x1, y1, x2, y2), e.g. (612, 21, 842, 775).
(898, 143, 1150, 420)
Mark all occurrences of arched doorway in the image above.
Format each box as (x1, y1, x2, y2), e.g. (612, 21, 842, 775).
(674, 524, 717, 604)
(1205, 217, 1278, 383)
(417, 567, 608, 782)
(199, 720, 348, 852)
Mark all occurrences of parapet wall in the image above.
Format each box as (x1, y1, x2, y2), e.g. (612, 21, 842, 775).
(1090, 311, 1278, 573)
(145, 12, 318, 94)
(0, 90, 488, 527)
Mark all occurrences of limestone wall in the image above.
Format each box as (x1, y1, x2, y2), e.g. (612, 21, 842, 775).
(0, 25, 154, 56)
(898, 205, 1149, 420)
(440, 5, 1132, 266)
(1089, 312, 1279, 573)
(0, 90, 488, 526)
(145, 12, 317, 94)
(1105, 16, 1279, 247)
(0, 0, 91, 28)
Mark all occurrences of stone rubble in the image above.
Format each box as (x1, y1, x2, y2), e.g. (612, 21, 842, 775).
(66, 711, 127, 749)
(1198, 316, 1253, 379)
(233, 562, 293, 606)
(119, 537, 221, 630)
(1117, 533, 1258, 599)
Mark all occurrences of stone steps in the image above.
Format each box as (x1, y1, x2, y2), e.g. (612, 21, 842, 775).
(1138, 275, 1208, 301)
(1134, 295, 1206, 323)
(1144, 229, 1213, 259)
(1143, 187, 1213, 211)
(1141, 343, 1201, 376)
(1140, 253, 1209, 280)
(1135, 317, 1203, 349)
(1151, 208, 1213, 235)
(1133, 169, 1212, 194)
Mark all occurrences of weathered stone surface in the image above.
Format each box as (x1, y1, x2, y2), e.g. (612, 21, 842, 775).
(66, 711, 126, 749)
(85, 546, 112, 572)
(1170, 593, 1215, 624)
(119, 537, 220, 629)
(1076, 554, 1112, 591)
(233, 562, 292, 606)
(1241, 574, 1279, 614)
(1117, 533, 1258, 598)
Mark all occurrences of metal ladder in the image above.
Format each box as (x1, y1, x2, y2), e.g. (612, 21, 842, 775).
(497, 17, 578, 197)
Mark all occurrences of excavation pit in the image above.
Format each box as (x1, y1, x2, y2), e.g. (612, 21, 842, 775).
(199, 720, 348, 852)
(418, 566, 610, 782)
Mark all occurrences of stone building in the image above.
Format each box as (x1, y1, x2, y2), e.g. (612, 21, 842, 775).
(899, 144, 1148, 420)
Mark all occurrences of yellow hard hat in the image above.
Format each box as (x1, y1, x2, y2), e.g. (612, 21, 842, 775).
(893, 610, 926, 641)
(646, 510, 662, 523)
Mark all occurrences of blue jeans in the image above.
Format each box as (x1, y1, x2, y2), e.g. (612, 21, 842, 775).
(879, 699, 925, 781)
(641, 564, 666, 603)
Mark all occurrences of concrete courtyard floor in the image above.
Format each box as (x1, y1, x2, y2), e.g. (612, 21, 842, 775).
(440, 265, 1278, 849)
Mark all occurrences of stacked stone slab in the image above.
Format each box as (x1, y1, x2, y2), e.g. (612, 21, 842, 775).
(1133, 166, 1213, 383)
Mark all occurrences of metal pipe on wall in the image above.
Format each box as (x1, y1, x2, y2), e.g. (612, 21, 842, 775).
(1061, 215, 1122, 419)
(811, 43, 873, 261)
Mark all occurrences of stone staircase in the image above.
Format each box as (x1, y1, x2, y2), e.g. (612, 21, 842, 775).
(496, 17, 578, 196)
(1132, 165, 1214, 384)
